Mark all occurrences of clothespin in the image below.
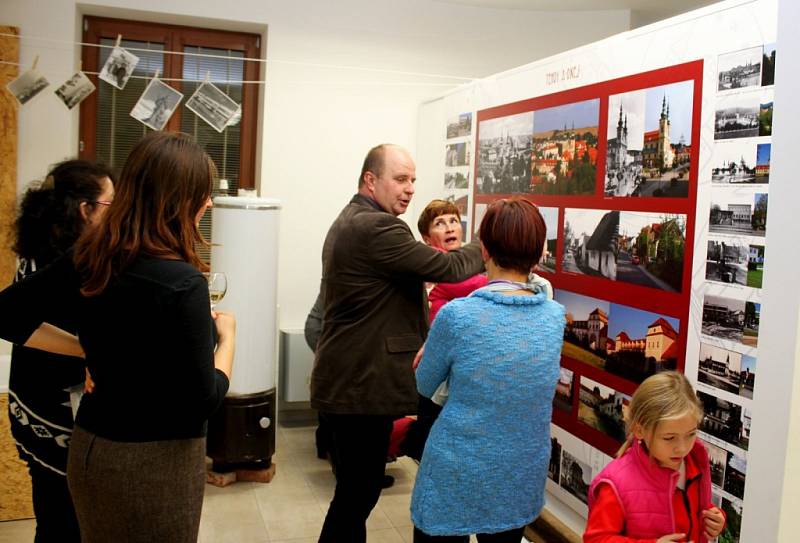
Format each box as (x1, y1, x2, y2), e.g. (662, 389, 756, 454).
(115, 34, 122, 48)
(32, 54, 39, 71)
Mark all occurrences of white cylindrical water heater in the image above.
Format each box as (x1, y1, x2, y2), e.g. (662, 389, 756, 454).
(206, 196, 281, 470)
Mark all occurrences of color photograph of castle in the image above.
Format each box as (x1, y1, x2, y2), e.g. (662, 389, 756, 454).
(605, 303, 681, 383)
(476, 111, 533, 194)
(530, 99, 599, 195)
(578, 376, 630, 443)
(555, 289, 611, 369)
(605, 80, 693, 197)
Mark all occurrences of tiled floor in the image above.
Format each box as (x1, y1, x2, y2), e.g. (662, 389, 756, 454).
(0, 420, 430, 543)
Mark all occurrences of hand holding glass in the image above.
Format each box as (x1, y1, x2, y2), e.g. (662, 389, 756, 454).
(204, 272, 227, 310)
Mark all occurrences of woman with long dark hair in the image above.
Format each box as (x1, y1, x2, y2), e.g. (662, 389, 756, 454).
(0, 132, 235, 542)
(9, 160, 114, 542)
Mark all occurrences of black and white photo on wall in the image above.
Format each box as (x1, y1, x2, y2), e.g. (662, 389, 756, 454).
(717, 46, 762, 92)
(6, 68, 49, 105)
(446, 112, 472, 139)
(697, 390, 750, 451)
(99, 46, 140, 90)
(706, 239, 749, 286)
(445, 142, 469, 167)
(701, 294, 759, 347)
(477, 111, 533, 194)
(186, 81, 241, 133)
(54, 71, 95, 110)
(703, 439, 728, 488)
(697, 342, 756, 400)
(444, 169, 470, 189)
(709, 189, 767, 237)
(714, 92, 760, 140)
(130, 77, 183, 131)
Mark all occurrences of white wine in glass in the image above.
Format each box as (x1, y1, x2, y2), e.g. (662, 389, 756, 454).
(204, 272, 227, 310)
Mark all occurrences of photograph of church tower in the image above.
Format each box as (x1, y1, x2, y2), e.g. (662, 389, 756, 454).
(604, 80, 694, 197)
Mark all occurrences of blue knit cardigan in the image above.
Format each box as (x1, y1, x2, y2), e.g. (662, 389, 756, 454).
(411, 289, 565, 535)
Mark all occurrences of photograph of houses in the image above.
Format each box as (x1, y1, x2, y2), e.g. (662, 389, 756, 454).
(762, 43, 776, 86)
(553, 367, 574, 413)
(724, 451, 747, 499)
(446, 112, 472, 139)
(556, 289, 611, 370)
(718, 47, 762, 91)
(559, 449, 591, 505)
(698, 390, 750, 451)
(605, 303, 681, 383)
(477, 111, 533, 194)
(538, 206, 559, 273)
(578, 376, 629, 443)
(715, 92, 760, 140)
(445, 142, 469, 167)
(711, 141, 757, 184)
(548, 437, 562, 482)
(698, 342, 756, 399)
(605, 81, 693, 197)
(618, 212, 686, 292)
(719, 497, 743, 543)
(703, 439, 729, 488)
(747, 244, 765, 288)
(709, 190, 768, 237)
(759, 92, 773, 136)
(444, 170, 469, 189)
(702, 294, 745, 342)
(706, 239, 748, 286)
(562, 209, 618, 281)
(755, 143, 770, 183)
(530, 99, 599, 195)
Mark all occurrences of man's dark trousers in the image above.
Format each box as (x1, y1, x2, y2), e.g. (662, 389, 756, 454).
(318, 412, 394, 543)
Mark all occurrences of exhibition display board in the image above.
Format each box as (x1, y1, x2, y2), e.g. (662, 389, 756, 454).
(417, 1, 780, 540)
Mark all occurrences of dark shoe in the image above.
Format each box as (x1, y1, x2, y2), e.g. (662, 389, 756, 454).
(382, 475, 395, 489)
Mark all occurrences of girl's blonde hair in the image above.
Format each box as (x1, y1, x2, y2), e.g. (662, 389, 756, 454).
(617, 371, 703, 457)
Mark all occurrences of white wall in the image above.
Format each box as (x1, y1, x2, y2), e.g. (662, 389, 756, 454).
(1, 0, 631, 337)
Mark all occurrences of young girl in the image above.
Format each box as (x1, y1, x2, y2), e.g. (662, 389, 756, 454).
(584, 371, 726, 543)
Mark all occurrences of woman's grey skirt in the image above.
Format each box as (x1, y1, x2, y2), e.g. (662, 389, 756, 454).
(67, 425, 206, 543)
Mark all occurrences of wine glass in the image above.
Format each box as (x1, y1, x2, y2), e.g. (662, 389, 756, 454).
(204, 272, 227, 310)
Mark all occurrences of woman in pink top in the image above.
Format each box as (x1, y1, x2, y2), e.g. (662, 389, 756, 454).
(418, 200, 488, 322)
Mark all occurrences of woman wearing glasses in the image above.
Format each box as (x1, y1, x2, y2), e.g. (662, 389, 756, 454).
(7, 160, 114, 542)
(0, 133, 235, 542)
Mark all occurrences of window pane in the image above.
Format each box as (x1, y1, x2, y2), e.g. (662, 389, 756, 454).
(95, 39, 165, 170)
(182, 45, 246, 263)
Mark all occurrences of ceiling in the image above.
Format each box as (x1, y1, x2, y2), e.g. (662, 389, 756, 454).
(434, 0, 722, 27)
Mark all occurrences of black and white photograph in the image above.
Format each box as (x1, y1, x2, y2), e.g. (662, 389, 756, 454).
(717, 47, 762, 91)
(711, 141, 757, 184)
(698, 342, 756, 399)
(548, 436, 562, 482)
(186, 81, 241, 133)
(445, 142, 469, 167)
(706, 239, 748, 286)
(562, 209, 686, 292)
(605, 81, 693, 197)
(54, 71, 96, 110)
(703, 439, 728, 488)
(702, 294, 745, 343)
(446, 112, 472, 139)
(444, 169, 470, 189)
(553, 367, 574, 413)
(723, 450, 747, 499)
(709, 190, 767, 237)
(130, 78, 183, 131)
(559, 449, 591, 505)
(6, 68, 49, 105)
(715, 92, 760, 140)
(99, 46, 140, 90)
(577, 376, 629, 443)
(538, 206, 559, 273)
(697, 390, 750, 451)
(476, 111, 533, 194)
